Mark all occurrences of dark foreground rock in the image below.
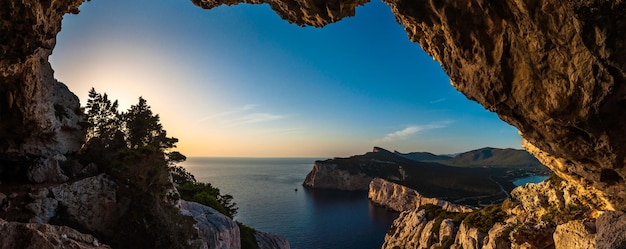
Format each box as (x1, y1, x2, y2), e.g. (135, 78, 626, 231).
(0, 219, 110, 249)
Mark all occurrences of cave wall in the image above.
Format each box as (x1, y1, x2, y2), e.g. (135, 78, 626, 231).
(381, 0, 626, 209)
(0, 0, 84, 162)
(2, 0, 626, 209)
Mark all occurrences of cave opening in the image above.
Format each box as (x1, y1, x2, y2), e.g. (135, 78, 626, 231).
(49, 0, 523, 159)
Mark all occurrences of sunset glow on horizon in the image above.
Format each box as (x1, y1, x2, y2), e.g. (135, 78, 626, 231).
(50, 0, 522, 158)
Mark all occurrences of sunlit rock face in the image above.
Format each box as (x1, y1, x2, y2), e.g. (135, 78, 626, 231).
(368, 178, 474, 213)
(381, 0, 626, 210)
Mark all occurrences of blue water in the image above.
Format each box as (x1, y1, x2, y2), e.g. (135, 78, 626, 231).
(512, 175, 550, 186)
(181, 157, 399, 249)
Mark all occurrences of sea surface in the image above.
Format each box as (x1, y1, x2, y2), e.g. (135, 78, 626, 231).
(181, 157, 399, 249)
(512, 175, 550, 186)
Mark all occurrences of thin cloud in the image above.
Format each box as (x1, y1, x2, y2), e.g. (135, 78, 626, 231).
(380, 121, 452, 142)
(195, 104, 257, 123)
(258, 127, 304, 136)
(227, 113, 286, 127)
(429, 98, 447, 104)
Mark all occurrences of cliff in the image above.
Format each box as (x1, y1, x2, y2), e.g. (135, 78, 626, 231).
(254, 231, 291, 249)
(0, 1, 85, 184)
(304, 147, 540, 206)
(179, 200, 241, 249)
(368, 178, 474, 213)
(382, 178, 622, 249)
(303, 161, 372, 191)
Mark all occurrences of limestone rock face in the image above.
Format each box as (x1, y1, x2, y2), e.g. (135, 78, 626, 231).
(303, 161, 371, 191)
(0, 218, 110, 249)
(380, 0, 626, 210)
(382, 209, 430, 249)
(27, 174, 123, 236)
(511, 177, 606, 220)
(368, 178, 474, 213)
(382, 179, 608, 249)
(179, 200, 241, 249)
(254, 231, 290, 249)
(595, 211, 626, 249)
(482, 222, 513, 249)
(453, 222, 486, 249)
(1, 1, 85, 159)
(553, 220, 596, 249)
(27, 154, 69, 183)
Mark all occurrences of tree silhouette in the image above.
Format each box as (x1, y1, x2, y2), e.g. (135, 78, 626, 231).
(84, 87, 124, 147)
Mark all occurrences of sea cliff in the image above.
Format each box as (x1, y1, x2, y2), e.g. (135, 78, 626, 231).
(302, 161, 372, 191)
(368, 178, 474, 213)
(303, 147, 541, 206)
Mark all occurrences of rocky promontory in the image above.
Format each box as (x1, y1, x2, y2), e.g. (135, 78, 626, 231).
(302, 160, 373, 191)
(369, 178, 474, 213)
(304, 147, 544, 206)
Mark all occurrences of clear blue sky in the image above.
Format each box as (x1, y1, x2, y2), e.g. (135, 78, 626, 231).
(50, 0, 522, 157)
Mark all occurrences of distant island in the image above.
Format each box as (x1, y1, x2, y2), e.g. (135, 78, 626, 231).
(303, 147, 550, 206)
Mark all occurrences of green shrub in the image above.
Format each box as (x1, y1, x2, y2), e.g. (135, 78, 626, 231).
(463, 203, 506, 233)
(418, 204, 469, 243)
(238, 222, 260, 249)
(541, 204, 585, 226)
(178, 181, 238, 218)
(421, 204, 468, 225)
(191, 192, 228, 215)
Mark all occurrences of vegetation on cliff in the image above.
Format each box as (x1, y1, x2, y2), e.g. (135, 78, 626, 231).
(72, 88, 254, 248)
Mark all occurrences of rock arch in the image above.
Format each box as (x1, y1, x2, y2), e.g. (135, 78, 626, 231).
(2, 0, 626, 209)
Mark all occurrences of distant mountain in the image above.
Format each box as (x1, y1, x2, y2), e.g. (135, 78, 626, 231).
(445, 147, 542, 167)
(394, 147, 543, 168)
(305, 147, 550, 206)
(394, 150, 453, 162)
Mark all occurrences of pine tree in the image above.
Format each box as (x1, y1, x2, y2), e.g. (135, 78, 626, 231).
(84, 87, 124, 147)
(123, 97, 178, 150)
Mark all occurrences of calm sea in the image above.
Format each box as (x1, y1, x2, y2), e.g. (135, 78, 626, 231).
(512, 175, 550, 186)
(181, 157, 399, 249)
